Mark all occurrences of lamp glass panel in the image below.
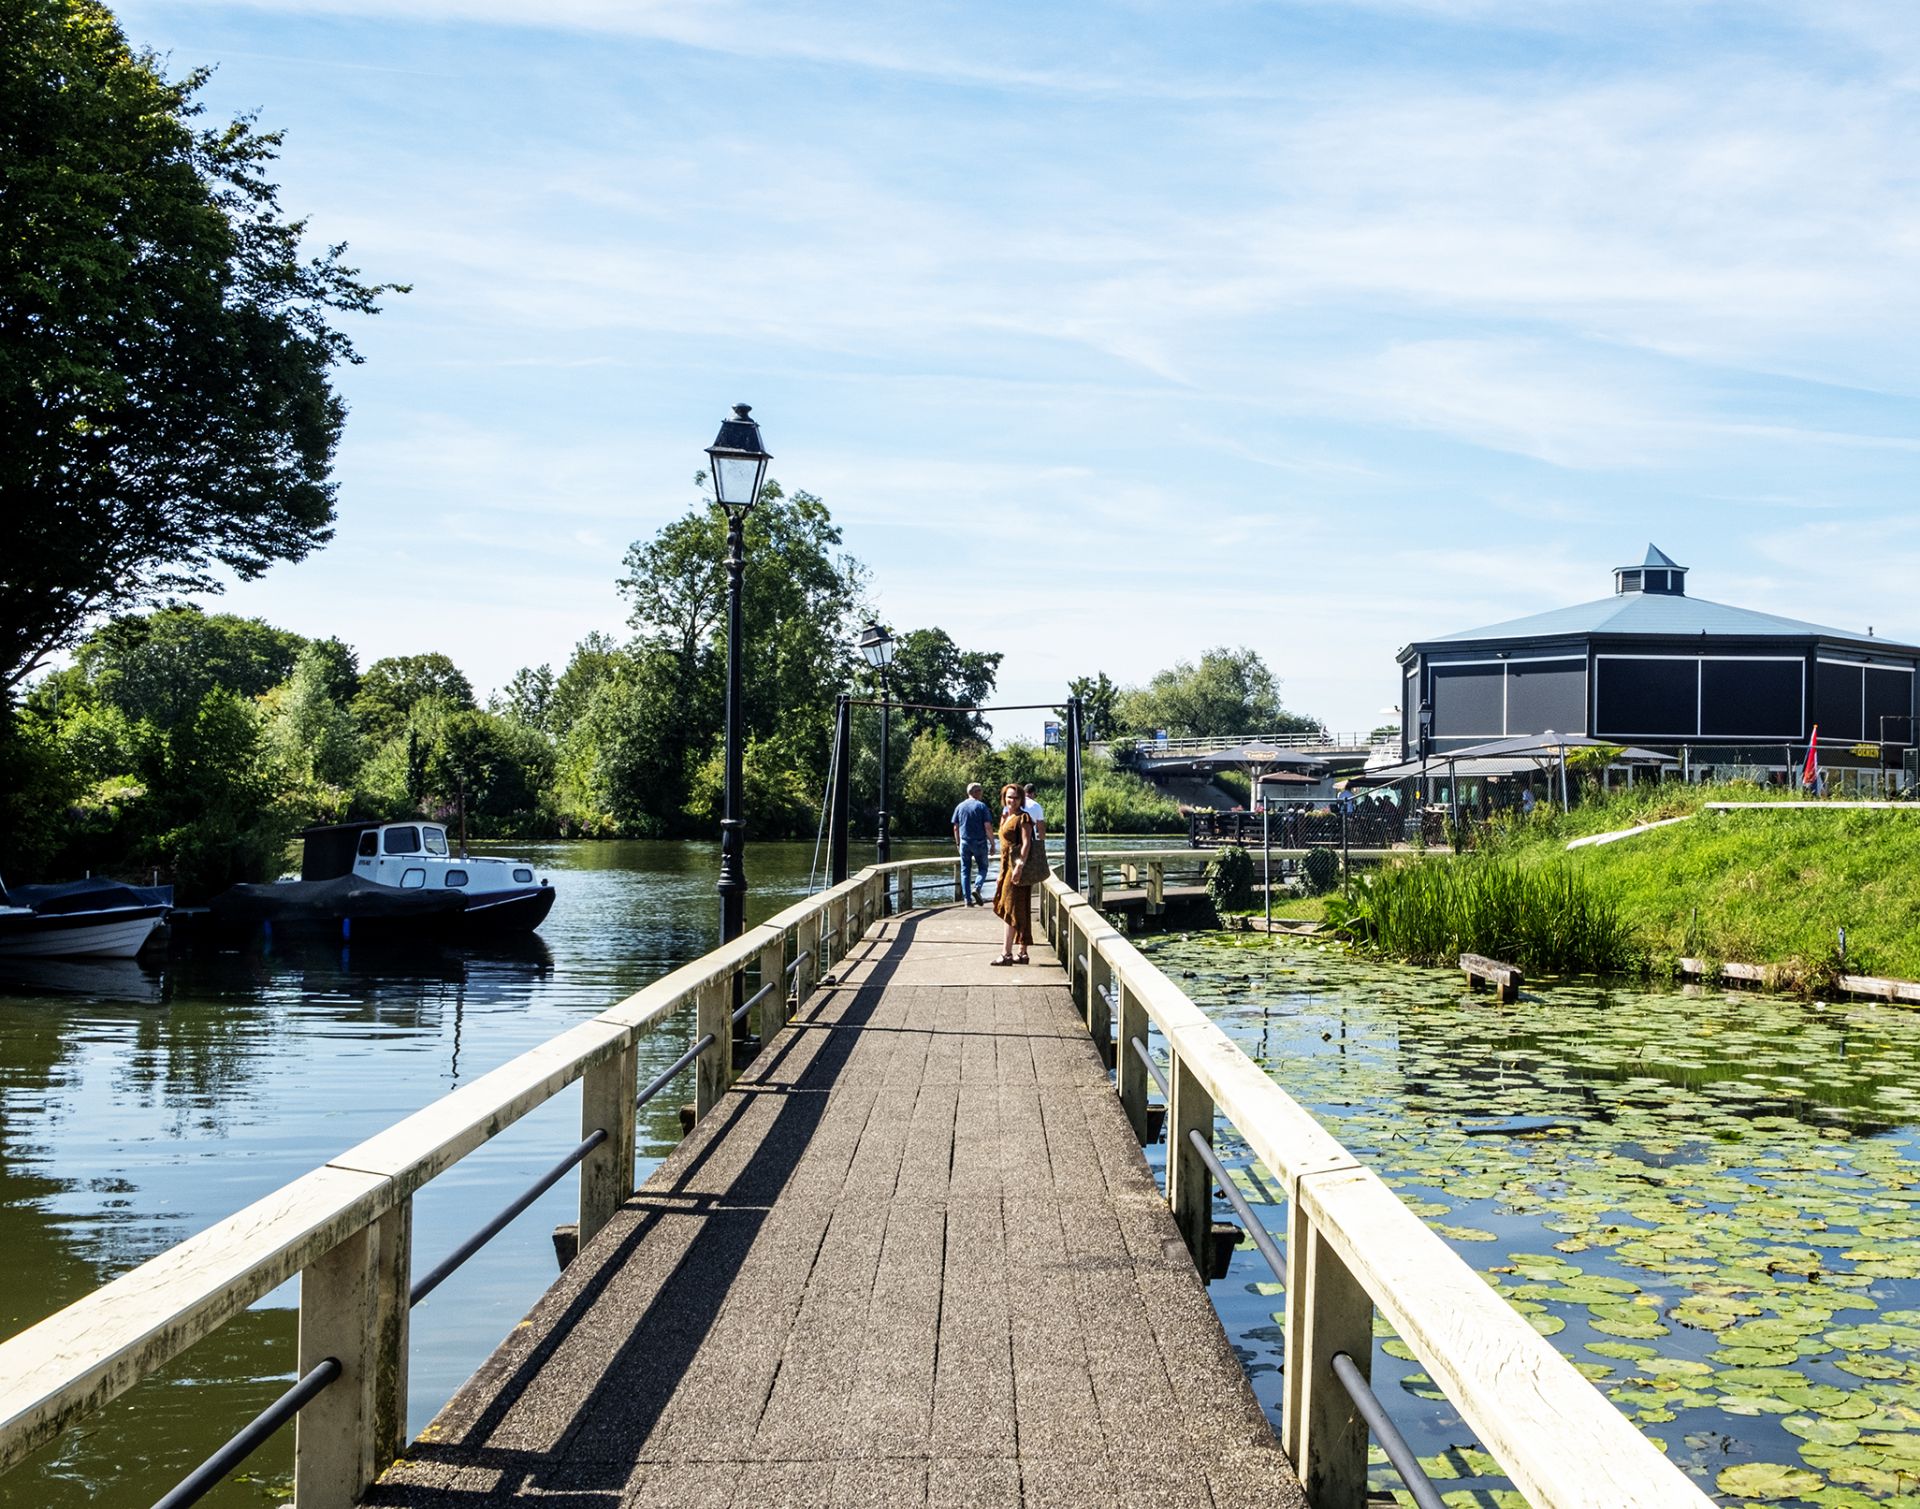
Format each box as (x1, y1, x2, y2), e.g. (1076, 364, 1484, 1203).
(713, 455, 763, 509)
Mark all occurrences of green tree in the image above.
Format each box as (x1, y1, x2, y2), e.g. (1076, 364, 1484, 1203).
(262, 642, 362, 793)
(492, 664, 556, 732)
(884, 628, 1002, 745)
(0, 0, 402, 691)
(432, 709, 554, 836)
(68, 606, 306, 726)
(353, 653, 475, 742)
(146, 686, 288, 898)
(549, 632, 624, 733)
(1113, 647, 1317, 739)
(1060, 672, 1120, 743)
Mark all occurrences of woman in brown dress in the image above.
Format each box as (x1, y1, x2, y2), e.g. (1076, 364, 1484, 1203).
(991, 782, 1035, 965)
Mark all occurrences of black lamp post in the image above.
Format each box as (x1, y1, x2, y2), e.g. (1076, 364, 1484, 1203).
(706, 403, 771, 947)
(858, 621, 897, 866)
(1417, 696, 1434, 843)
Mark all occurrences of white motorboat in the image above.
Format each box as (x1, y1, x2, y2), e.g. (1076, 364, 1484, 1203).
(0, 879, 171, 959)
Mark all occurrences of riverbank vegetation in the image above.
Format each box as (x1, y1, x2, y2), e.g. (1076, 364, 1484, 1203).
(1326, 782, 1920, 982)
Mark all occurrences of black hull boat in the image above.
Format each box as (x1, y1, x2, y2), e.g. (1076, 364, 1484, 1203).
(204, 820, 558, 943)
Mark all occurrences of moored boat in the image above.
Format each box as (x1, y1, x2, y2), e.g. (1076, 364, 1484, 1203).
(207, 821, 556, 940)
(0, 878, 172, 959)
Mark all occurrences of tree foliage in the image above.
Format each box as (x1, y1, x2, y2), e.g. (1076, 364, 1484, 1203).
(1113, 646, 1316, 739)
(0, 0, 403, 690)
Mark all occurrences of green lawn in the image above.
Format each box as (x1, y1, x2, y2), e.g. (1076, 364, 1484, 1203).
(1483, 784, 1920, 980)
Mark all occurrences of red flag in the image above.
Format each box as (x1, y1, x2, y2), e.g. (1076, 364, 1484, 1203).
(1802, 725, 1820, 788)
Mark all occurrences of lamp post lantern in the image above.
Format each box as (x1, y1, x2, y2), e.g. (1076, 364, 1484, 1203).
(706, 403, 771, 948)
(857, 621, 897, 868)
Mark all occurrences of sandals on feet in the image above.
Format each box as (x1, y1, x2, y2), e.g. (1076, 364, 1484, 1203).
(990, 955, 1015, 967)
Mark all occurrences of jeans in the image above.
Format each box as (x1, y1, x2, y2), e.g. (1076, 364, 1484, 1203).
(959, 842, 991, 902)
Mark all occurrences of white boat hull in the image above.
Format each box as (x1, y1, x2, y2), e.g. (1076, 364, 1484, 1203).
(0, 913, 166, 959)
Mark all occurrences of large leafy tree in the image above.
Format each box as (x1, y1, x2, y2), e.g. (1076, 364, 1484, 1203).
(0, 0, 402, 691)
(1113, 646, 1319, 739)
(353, 653, 475, 741)
(885, 628, 1003, 745)
(56, 605, 306, 726)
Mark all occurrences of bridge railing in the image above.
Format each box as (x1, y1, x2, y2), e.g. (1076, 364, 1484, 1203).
(0, 856, 962, 1509)
(1112, 729, 1385, 757)
(1038, 876, 1713, 1509)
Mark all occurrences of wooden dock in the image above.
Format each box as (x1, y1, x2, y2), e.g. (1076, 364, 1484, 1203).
(363, 903, 1304, 1508)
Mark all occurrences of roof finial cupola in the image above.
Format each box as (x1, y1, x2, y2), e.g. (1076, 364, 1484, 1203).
(1614, 543, 1687, 597)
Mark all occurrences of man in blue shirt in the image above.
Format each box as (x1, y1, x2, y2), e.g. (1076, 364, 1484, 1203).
(951, 783, 993, 906)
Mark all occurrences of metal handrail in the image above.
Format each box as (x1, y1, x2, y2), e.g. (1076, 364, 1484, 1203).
(1332, 1352, 1448, 1509)
(732, 977, 776, 1026)
(1129, 1035, 1170, 1100)
(1187, 1130, 1445, 1508)
(150, 1358, 341, 1509)
(637, 1033, 716, 1109)
(410, 1128, 609, 1307)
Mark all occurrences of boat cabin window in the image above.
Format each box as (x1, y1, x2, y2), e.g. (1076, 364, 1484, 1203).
(399, 868, 426, 889)
(383, 826, 421, 855)
(423, 827, 449, 856)
(513, 868, 533, 883)
(445, 870, 468, 888)
(357, 831, 378, 857)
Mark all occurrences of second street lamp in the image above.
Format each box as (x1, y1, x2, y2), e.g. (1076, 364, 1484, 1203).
(858, 621, 896, 868)
(706, 403, 771, 948)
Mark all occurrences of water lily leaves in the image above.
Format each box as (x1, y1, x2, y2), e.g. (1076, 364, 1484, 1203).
(1160, 932, 1920, 1503)
(1783, 1415, 1862, 1446)
(1717, 1462, 1824, 1499)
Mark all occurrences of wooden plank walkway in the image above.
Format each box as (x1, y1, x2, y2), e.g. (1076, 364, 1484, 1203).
(364, 903, 1304, 1508)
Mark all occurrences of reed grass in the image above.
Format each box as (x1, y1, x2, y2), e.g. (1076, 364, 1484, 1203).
(1327, 855, 1637, 975)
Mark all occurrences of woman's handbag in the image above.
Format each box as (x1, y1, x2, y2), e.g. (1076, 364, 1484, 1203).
(1015, 819, 1051, 885)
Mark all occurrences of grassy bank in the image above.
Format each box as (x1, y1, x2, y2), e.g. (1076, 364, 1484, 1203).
(1479, 784, 1920, 980)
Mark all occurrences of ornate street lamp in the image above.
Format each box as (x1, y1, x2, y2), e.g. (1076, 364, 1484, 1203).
(706, 403, 771, 947)
(858, 621, 897, 867)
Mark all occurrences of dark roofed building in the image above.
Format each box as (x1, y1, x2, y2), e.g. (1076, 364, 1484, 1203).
(1398, 546, 1918, 784)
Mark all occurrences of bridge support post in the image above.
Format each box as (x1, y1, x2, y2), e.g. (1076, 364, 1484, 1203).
(1167, 1053, 1214, 1277)
(1285, 1200, 1373, 1509)
(1148, 861, 1164, 915)
(1087, 946, 1113, 1067)
(757, 935, 786, 1040)
(695, 978, 729, 1119)
(1116, 982, 1149, 1142)
(1087, 862, 1104, 910)
(579, 1042, 637, 1247)
(829, 696, 851, 885)
(294, 1199, 411, 1509)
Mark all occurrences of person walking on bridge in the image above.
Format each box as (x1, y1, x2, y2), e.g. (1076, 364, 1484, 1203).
(951, 782, 993, 906)
(991, 782, 1037, 965)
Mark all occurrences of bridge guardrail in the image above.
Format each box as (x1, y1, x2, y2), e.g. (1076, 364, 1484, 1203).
(1039, 876, 1713, 1509)
(0, 856, 961, 1509)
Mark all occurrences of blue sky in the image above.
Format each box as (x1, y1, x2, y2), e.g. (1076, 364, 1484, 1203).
(116, 0, 1920, 741)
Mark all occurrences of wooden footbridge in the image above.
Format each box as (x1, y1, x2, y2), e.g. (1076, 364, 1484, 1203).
(0, 858, 1712, 1509)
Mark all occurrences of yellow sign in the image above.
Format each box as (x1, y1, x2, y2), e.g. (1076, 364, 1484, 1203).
(1852, 743, 1882, 759)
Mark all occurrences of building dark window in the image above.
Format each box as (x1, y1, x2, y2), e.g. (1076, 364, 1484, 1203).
(1505, 659, 1586, 735)
(1816, 660, 1866, 742)
(1597, 657, 1697, 738)
(445, 869, 468, 888)
(1866, 667, 1913, 745)
(1431, 663, 1504, 738)
(1701, 659, 1802, 738)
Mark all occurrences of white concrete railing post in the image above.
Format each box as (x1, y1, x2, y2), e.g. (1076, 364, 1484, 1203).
(694, 977, 730, 1120)
(1148, 860, 1164, 915)
(1284, 1195, 1373, 1509)
(578, 1043, 637, 1247)
(1087, 862, 1104, 909)
(952, 859, 964, 903)
(756, 934, 787, 1043)
(1087, 946, 1113, 1069)
(1166, 1051, 1215, 1275)
(1115, 979, 1150, 1143)
(293, 1200, 411, 1509)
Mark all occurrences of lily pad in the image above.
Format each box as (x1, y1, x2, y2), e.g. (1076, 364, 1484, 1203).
(1717, 1462, 1824, 1498)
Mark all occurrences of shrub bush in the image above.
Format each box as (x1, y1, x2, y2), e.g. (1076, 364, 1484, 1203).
(1206, 845, 1254, 910)
(1303, 846, 1339, 894)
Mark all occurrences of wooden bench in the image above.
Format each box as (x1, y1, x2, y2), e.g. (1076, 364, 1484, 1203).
(1460, 953, 1523, 1003)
